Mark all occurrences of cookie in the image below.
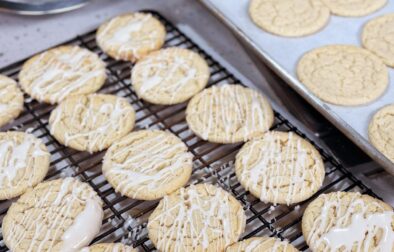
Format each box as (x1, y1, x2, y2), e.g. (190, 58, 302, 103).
(249, 0, 330, 37)
(297, 45, 388, 106)
(0, 75, 24, 127)
(49, 94, 135, 153)
(103, 130, 193, 200)
(148, 183, 246, 251)
(2, 178, 104, 252)
(132, 48, 210, 105)
(235, 131, 325, 205)
(226, 237, 299, 252)
(186, 84, 274, 144)
(302, 191, 394, 252)
(321, 0, 387, 17)
(97, 12, 166, 62)
(19, 45, 106, 104)
(362, 13, 394, 67)
(0, 132, 50, 200)
(368, 104, 394, 163)
(80, 243, 136, 252)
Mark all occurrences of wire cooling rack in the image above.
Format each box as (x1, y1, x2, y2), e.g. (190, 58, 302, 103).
(0, 10, 379, 251)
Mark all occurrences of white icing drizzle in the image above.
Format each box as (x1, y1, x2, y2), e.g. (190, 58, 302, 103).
(308, 192, 394, 251)
(0, 80, 22, 114)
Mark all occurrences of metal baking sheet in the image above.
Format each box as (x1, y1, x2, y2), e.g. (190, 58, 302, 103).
(199, 0, 394, 175)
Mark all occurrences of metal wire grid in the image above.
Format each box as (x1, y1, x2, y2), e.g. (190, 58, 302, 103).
(0, 10, 379, 252)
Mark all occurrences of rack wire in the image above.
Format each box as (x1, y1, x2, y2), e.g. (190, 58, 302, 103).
(0, 10, 379, 251)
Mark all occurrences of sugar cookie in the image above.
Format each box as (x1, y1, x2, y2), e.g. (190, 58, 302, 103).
(321, 0, 387, 17)
(80, 243, 136, 252)
(0, 75, 24, 127)
(226, 237, 299, 252)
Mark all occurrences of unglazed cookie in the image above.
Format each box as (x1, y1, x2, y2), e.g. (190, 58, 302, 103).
(226, 237, 299, 252)
(186, 84, 274, 144)
(0, 75, 24, 127)
(235, 131, 324, 205)
(148, 183, 246, 251)
(103, 130, 193, 200)
(249, 0, 330, 37)
(97, 12, 166, 62)
(19, 45, 106, 104)
(80, 243, 136, 252)
(302, 191, 394, 252)
(3, 178, 104, 252)
(369, 104, 394, 163)
(362, 13, 394, 67)
(132, 48, 210, 105)
(0, 132, 50, 200)
(49, 94, 135, 153)
(297, 45, 388, 106)
(321, 0, 387, 17)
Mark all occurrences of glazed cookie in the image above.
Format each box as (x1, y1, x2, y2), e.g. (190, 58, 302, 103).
(226, 237, 299, 252)
(103, 130, 193, 200)
(302, 191, 394, 251)
(0, 132, 50, 200)
(49, 94, 135, 153)
(132, 48, 210, 105)
(369, 104, 394, 163)
(19, 45, 106, 104)
(97, 12, 166, 62)
(80, 243, 136, 252)
(148, 183, 246, 251)
(362, 13, 394, 67)
(321, 0, 387, 17)
(0, 75, 24, 127)
(249, 0, 330, 37)
(297, 45, 388, 106)
(235, 131, 325, 205)
(186, 84, 274, 144)
(3, 178, 104, 252)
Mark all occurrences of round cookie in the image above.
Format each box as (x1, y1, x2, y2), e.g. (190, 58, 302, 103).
(80, 243, 136, 252)
(226, 237, 299, 252)
(49, 94, 135, 153)
(148, 183, 246, 251)
(302, 191, 394, 252)
(249, 0, 330, 37)
(3, 178, 104, 252)
(0, 75, 24, 127)
(103, 130, 193, 200)
(0, 132, 50, 200)
(235, 131, 325, 205)
(97, 12, 166, 62)
(362, 13, 394, 67)
(132, 47, 210, 105)
(321, 0, 387, 17)
(19, 45, 106, 104)
(186, 84, 274, 144)
(297, 45, 388, 106)
(369, 104, 394, 163)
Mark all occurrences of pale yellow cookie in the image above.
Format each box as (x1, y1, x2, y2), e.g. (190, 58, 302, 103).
(226, 237, 299, 252)
(297, 45, 388, 106)
(321, 0, 387, 17)
(369, 104, 394, 163)
(0, 132, 50, 200)
(0, 75, 24, 127)
(49, 94, 135, 153)
(362, 13, 394, 67)
(132, 48, 210, 105)
(148, 183, 246, 252)
(186, 84, 274, 144)
(103, 130, 193, 200)
(235, 131, 325, 205)
(249, 0, 330, 37)
(3, 178, 104, 252)
(19, 45, 106, 104)
(97, 12, 166, 62)
(80, 243, 136, 252)
(302, 191, 394, 252)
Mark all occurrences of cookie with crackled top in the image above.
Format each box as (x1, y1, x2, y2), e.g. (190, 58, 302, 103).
(321, 0, 387, 17)
(0, 75, 24, 127)
(226, 237, 299, 252)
